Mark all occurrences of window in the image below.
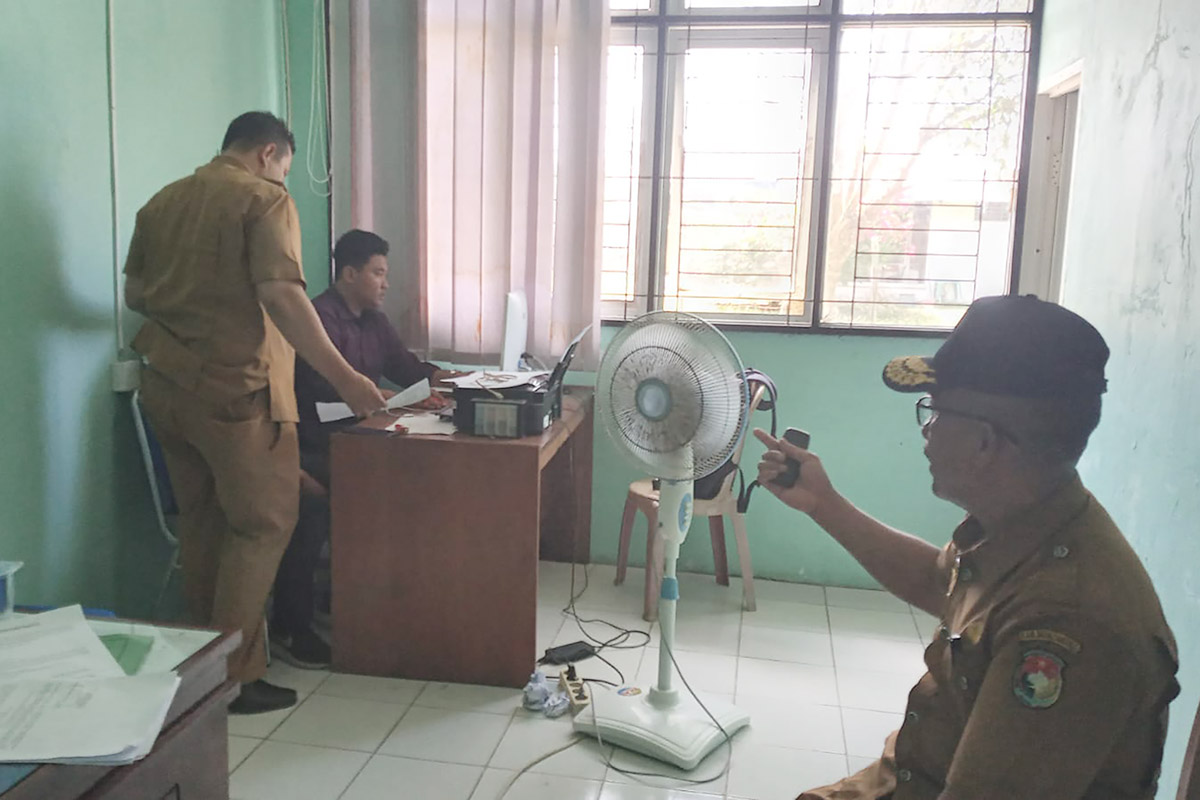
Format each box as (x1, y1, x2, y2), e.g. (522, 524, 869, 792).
(603, 0, 1037, 331)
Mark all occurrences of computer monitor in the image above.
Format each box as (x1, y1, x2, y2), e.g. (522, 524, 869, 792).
(500, 290, 527, 371)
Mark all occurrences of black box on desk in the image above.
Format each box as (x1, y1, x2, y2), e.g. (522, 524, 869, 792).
(452, 381, 561, 438)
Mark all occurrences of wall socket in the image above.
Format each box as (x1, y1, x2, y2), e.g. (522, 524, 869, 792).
(111, 359, 142, 393)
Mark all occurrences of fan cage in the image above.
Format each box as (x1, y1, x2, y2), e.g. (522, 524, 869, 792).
(597, 311, 749, 481)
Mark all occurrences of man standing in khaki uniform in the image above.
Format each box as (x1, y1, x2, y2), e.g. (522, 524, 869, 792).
(756, 295, 1179, 798)
(125, 112, 385, 714)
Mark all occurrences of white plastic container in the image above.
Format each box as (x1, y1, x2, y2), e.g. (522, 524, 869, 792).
(0, 561, 22, 619)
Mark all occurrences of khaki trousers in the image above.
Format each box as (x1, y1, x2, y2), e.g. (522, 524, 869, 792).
(140, 369, 299, 683)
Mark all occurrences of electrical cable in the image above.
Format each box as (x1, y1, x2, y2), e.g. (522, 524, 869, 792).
(494, 736, 584, 800)
(587, 634, 734, 787)
(306, 0, 332, 197)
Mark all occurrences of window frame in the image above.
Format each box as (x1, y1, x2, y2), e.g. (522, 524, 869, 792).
(606, 0, 1043, 335)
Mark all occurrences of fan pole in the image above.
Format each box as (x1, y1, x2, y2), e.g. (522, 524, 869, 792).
(649, 478, 692, 709)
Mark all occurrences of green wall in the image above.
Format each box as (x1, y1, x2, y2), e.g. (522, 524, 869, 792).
(585, 329, 964, 587)
(0, 0, 310, 615)
(1041, 1, 1199, 794)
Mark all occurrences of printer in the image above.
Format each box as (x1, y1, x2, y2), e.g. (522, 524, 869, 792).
(452, 332, 584, 438)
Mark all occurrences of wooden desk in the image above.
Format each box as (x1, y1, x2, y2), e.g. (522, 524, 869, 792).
(330, 387, 593, 688)
(1, 626, 239, 800)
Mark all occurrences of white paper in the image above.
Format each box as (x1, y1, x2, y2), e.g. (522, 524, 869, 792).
(315, 378, 432, 423)
(0, 606, 124, 685)
(385, 413, 457, 436)
(0, 673, 180, 765)
(442, 370, 549, 390)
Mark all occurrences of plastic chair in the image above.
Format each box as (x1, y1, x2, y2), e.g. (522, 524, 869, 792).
(614, 382, 769, 621)
(131, 389, 181, 618)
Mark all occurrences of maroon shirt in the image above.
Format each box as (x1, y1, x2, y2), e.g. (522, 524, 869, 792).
(295, 288, 435, 470)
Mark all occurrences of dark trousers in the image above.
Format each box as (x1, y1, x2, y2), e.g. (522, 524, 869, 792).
(272, 490, 328, 636)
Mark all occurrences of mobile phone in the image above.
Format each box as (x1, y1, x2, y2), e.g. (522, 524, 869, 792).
(772, 427, 811, 488)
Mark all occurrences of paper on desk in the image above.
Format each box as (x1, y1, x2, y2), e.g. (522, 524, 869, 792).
(0, 606, 124, 685)
(385, 413, 457, 436)
(442, 370, 549, 390)
(315, 379, 432, 423)
(86, 618, 218, 675)
(0, 672, 180, 765)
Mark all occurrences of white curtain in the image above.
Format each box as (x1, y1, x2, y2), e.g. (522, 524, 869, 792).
(334, 0, 605, 366)
(415, 0, 606, 367)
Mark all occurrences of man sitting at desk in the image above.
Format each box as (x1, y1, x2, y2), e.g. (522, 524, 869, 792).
(272, 228, 453, 668)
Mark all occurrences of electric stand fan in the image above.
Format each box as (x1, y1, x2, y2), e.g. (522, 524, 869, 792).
(574, 310, 751, 770)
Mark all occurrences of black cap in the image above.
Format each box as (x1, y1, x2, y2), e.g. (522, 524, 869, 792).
(882, 295, 1109, 398)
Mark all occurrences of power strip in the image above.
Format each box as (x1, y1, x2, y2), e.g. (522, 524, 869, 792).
(559, 668, 590, 713)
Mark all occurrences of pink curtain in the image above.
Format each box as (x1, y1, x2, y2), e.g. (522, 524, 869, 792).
(415, 0, 607, 367)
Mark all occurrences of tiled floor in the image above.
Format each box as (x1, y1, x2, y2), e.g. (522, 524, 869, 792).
(228, 562, 935, 800)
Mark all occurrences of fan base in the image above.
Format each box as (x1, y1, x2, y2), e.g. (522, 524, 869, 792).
(573, 688, 749, 771)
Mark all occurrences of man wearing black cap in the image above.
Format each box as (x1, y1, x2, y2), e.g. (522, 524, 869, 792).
(755, 295, 1179, 799)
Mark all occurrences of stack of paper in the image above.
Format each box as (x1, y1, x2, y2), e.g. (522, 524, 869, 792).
(442, 371, 549, 390)
(0, 606, 180, 765)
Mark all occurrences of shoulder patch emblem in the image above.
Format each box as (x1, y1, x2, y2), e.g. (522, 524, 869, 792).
(1013, 649, 1065, 709)
(1018, 629, 1082, 654)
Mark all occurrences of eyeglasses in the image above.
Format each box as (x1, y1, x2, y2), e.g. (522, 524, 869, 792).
(915, 395, 1020, 445)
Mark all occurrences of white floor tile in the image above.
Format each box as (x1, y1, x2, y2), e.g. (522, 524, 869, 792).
(741, 599, 830, 632)
(841, 708, 903, 759)
(471, 767, 603, 800)
(229, 740, 369, 800)
(315, 672, 425, 706)
(490, 714, 611, 780)
(828, 607, 922, 642)
(847, 755, 878, 773)
(415, 681, 526, 716)
(602, 735, 734, 795)
(270, 693, 408, 752)
(671, 612, 741, 656)
(748, 579, 826, 606)
(635, 649, 738, 695)
(734, 694, 844, 754)
(831, 636, 926, 674)
(227, 735, 261, 773)
(227, 705, 296, 739)
(824, 586, 909, 613)
(340, 754, 483, 800)
(738, 626, 833, 666)
(379, 705, 512, 765)
(735, 658, 838, 706)
(264, 661, 329, 698)
(726, 744, 848, 800)
(836, 668, 922, 714)
(598, 785, 724, 799)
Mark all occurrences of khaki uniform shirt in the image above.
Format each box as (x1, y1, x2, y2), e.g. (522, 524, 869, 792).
(802, 476, 1179, 800)
(125, 155, 305, 422)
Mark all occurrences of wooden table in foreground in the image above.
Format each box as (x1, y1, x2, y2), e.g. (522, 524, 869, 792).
(330, 387, 593, 688)
(1, 624, 239, 800)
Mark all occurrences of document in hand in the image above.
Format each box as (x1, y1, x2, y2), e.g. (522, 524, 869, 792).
(316, 378, 432, 423)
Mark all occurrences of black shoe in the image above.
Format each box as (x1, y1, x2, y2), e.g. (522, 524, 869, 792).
(229, 680, 298, 715)
(270, 626, 331, 670)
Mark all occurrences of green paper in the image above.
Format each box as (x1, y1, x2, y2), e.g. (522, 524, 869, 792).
(99, 633, 155, 676)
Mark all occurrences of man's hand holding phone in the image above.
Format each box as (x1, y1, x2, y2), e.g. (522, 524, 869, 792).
(754, 428, 833, 515)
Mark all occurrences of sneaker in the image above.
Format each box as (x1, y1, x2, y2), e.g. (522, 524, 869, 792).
(229, 680, 298, 715)
(270, 626, 331, 670)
